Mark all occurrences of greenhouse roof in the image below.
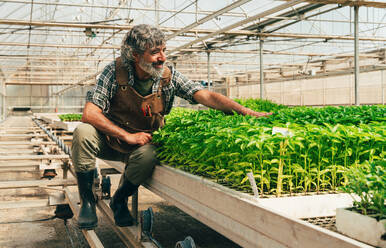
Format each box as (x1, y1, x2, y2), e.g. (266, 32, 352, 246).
(0, 0, 385, 88)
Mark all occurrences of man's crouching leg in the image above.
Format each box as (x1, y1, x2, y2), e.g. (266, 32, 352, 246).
(72, 123, 102, 229)
(110, 144, 158, 227)
(75, 170, 98, 229)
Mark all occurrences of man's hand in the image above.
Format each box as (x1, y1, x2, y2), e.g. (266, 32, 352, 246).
(82, 102, 153, 146)
(247, 111, 273, 118)
(123, 132, 152, 146)
(193, 90, 274, 118)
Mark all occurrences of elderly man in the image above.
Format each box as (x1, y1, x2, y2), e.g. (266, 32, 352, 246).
(71, 24, 270, 229)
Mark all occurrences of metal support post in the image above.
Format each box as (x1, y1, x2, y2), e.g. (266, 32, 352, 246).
(259, 38, 264, 99)
(354, 5, 359, 106)
(2, 83, 5, 121)
(132, 190, 138, 223)
(382, 69, 384, 104)
(207, 52, 211, 91)
(195, 0, 198, 23)
(155, 0, 159, 27)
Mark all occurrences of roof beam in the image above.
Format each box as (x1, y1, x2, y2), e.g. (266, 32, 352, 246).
(0, 0, 246, 17)
(257, 32, 386, 41)
(169, 0, 304, 54)
(167, 0, 252, 40)
(0, 56, 106, 61)
(292, 0, 386, 8)
(0, 19, 258, 36)
(0, 42, 118, 49)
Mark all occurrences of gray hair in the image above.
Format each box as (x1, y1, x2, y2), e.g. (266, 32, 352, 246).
(121, 24, 166, 67)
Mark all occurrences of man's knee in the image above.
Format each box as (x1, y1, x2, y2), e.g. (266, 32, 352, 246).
(129, 144, 158, 165)
(73, 123, 97, 144)
(71, 123, 100, 172)
(125, 144, 159, 185)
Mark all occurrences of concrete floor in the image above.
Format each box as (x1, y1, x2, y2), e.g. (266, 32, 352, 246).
(0, 184, 240, 248)
(0, 116, 240, 248)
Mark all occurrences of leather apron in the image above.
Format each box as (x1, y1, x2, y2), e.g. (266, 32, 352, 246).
(106, 57, 171, 153)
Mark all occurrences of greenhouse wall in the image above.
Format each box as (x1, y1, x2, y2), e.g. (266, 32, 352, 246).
(229, 70, 385, 106)
(5, 85, 92, 115)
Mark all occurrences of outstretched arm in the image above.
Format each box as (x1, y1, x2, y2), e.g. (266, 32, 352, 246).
(82, 102, 152, 146)
(193, 89, 271, 118)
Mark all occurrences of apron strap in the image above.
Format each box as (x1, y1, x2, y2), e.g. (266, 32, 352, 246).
(115, 57, 130, 86)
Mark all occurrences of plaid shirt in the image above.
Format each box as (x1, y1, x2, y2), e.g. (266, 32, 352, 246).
(86, 61, 204, 115)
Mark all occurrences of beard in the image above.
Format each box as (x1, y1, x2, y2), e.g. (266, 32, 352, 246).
(138, 56, 164, 79)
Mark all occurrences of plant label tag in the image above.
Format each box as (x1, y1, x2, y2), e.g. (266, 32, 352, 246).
(246, 172, 259, 198)
(272, 127, 292, 136)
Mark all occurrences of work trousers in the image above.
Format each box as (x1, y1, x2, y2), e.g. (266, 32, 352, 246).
(71, 123, 158, 185)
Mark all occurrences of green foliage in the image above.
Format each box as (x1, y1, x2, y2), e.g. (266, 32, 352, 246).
(235, 98, 288, 112)
(269, 105, 386, 126)
(153, 102, 386, 197)
(235, 100, 385, 126)
(58, 113, 82, 122)
(340, 161, 386, 220)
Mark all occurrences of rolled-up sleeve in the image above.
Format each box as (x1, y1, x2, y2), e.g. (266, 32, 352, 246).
(173, 70, 204, 104)
(86, 62, 117, 113)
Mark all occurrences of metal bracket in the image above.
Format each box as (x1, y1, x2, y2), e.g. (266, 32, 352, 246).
(175, 236, 196, 248)
(101, 175, 111, 199)
(141, 207, 163, 248)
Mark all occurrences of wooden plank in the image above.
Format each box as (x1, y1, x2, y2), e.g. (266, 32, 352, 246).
(0, 130, 44, 134)
(0, 199, 49, 209)
(0, 154, 69, 160)
(97, 199, 155, 248)
(0, 150, 36, 155)
(0, 178, 76, 189)
(58, 135, 73, 141)
(0, 141, 56, 145)
(49, 192, 67, 206)
(0, 127, 41, 130)
(0, 162, 41, 169)
(0, 167, 38, 172)
(0, 161, 41, 166)
(143, 166, 372, 248)
(0, 134, 47, 137)
(64, 188, 104, 248)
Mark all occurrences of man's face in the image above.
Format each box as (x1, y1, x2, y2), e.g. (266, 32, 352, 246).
(137, 44, 166, 78)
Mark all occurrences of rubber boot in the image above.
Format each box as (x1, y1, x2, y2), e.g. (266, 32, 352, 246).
(109, 178, 138, 227)
(76, 171, 98, 229)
